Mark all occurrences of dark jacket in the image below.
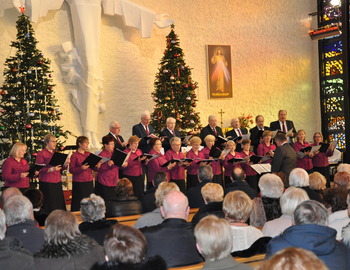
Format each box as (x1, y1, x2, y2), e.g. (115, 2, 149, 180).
(300, 186, 322, 203)
(140, 218, 204, 268)
(225, 128, 248, 152)
(132, 123, 155, 153)
(225, 181, 258, 199)
(34, 234, 105, 270)
(141, 187, 157, 213)
(266, 224, 347, 270)
(91, 255, 167, 270)
(79, 219, 118, 245)
(6, 219, 45, 254)
(250, 126, 270, 153)
(271, 143, 297, 182)
(191, 201, 224, 226)
(0, 238, 36, 270)
(106, 196, 143, 218)
(160, 128, 182, 152)
(186, 181, 208, 208)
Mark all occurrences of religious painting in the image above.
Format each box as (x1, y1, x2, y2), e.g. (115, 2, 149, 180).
(207, 45, 233, 98)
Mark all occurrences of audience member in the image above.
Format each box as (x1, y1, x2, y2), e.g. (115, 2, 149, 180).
(334, 171, 350, 190)
(224, 167, 257, 199)
(24, 189, 48, 226)
(223, 191, 263, 252)
(194, 215, 252, 270)
(4, 195, 44, 254)
(140, 191, 203, 268)
(135, 182, 179, 229)
(262, 187, 309, 237)
(187, 165, 213, 208)
(34, 210, 104, 270)
(257, 247, 328, 270)
(341, 189, 350, 260)
(191, 183, 225, 226)
(0, 186, 21, 208)
(105, 178, 143, 217)
(0, 208, 36, 269)
(323, 187, 349, 240)
(309, 171, 327, 200)
(272, 171, 288, 187)
(250, 174, 284, 227)
(266, 200, 347, 270)
(79, 194, 117, 245)
(289, 168, 322, 202)
(337, 163, 350, 174)
(141, 171, 167, 213)
(92, 224, 167, 270)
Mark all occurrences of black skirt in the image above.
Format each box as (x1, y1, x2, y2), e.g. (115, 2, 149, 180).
(94, 180, 116, 202)
(39, 181, 66, 214)
(71, 181, 94, 211)
(123, 175, 144, 199)
(186, 174, 199, 190)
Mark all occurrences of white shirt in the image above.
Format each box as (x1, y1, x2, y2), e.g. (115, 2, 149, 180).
(230, 225, 263, 252)
(262, 214, 293, 238)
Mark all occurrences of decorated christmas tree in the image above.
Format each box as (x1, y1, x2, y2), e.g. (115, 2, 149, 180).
(0, 9, 71, 164)
(151, 24, 201, 135)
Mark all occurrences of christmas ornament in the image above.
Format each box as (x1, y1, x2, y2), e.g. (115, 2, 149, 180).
(15, 111, 21, 116)
(170, 75, 175, 80)
(10, 96, 16, 101)
(0, 126, 4, 131)
(186, 97, 191, 101)
(163, 69, 169, 73)
(176, 80, 181, 84)
(190, 120, 195, 124)
(27, 70, 32, 74)
(12, 68, 18, 72)
(25, 124, 32, 129)
(43, 121, 48, 125)
(153, 97, 158, 101)
(174, 54, 179, 57)
(165, 97, 171, 100)
(1, 91, 6, 95)
(191, 84, 196, 89)
(171, 40, 175, 43)
(41, 111, 48, 115)
(29, 112, 35, 117)
(192, 103, 197, 107)
(24, 33, 30, 38)
(17, 81, 21, 85)
(38, 61, 43, 65)
(0, 110, 6, 113)
(184, 84, 188, 88)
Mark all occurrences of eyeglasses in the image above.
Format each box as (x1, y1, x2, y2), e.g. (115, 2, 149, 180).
(50, 140, 57, 143)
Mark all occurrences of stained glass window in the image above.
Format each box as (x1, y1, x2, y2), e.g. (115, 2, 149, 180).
(321, 78, 343, 95)
(324, 96, 344, 113)
(327, 115, 345, 130)
(329, 133, 346, 149)
(324, 40, 342, 58)
(324, 59, 343, 76)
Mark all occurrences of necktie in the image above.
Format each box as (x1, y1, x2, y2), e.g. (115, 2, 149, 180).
(213, 128, 217, 136)
(237, 129, 242, 136)
(172, 130, 175, 136)
(145, 126, 150, 135)
(116, 136, 122, 145)
(282, 123, 286, 133)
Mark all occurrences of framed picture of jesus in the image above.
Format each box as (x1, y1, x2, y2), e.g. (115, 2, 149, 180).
(207, 45, 233, 98)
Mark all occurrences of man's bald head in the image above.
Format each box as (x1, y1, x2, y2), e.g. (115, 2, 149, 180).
(1, 187, 22, 207)
(161, 191, 189, 220)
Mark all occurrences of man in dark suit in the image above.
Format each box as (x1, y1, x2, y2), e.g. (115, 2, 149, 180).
(200, 115, 223, 142)
(224, 167, 257, 199)
(270, 110, 296, 143)
(160, 117, 182, 152)
(140, 191, 203, 268)
(225, 117, 248, 152)
(250, 115, 269, 153)
(271, 133, 297, 184)
(132, 111, 155, 153)
(187, 165, 213, 208)
(107, 120, 127, 151)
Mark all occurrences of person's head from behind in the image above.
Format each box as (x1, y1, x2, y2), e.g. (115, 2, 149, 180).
(223, 191, 252, 223)
(24, 189, 44, 209)
(153, 171, 167, 187)
(274, 133, 287, 147)
(194, 215, 233, 261)
(280, 187, 309, 216)
(323, 187, 348, 213)
(80, 193, 105, 222)
(115, 178, 134, 197)
(337, 163, 350, 174)
(160, 191, 189, 220)
(334, 171, 350, 190)
(0, 209, 6, 240)
(198, 165, 213, 183)
(45, 210, 80, 245)
(309, 172, 327, 191)
(1, 187, 21, 207)
(256, 247, 328, 270)
(289, 168, 309, 187)
(201, 183, 223, 204)
(104, 224, 146, 264)
(155, 182, 180, 208)
(272, 172, 287, 187)
(4, 195, 33, 226)
(232, 167, 245, 182)
(259, 174, 284, 198)
(294, 200, 328, 226)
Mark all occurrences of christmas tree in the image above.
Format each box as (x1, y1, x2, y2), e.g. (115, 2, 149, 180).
(151, 24, 201, 135)
(0, 9, 71, 164)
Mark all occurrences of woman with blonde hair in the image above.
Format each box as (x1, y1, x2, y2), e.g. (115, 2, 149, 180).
(293, 129, 314, 173)
(223, 140, 242, 187)
(2, 142, 30, 192)
(309, 171, 327, 200)
(186, 136, 205, 189)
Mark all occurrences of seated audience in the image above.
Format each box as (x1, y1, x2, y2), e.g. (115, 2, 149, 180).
(224, 167, 257, 199)
(272, 171, 288, 187)
(309, 171, 327, 201)
(223, 191, 263, 252)
(135, 182, 179, 229)
(140, 191, 203, 268)
(91, 224, 167, 270)
(79, 193, 117, 245)
(0, 208, 36, 269)
(333, 171, 350, 190)
(4, 195, 44, 254)
(257, 247, 328, 270)
(0, 187, 21, 208)
(337, 163, 350, 174)
(34, 210, 104, 270)
(194, 215, 252, 270)
(141, 171, 167, 213)
(24, 189, 48, 226)
(289, 168, 322, 202)
(187, 165, 213, 208)
(262, 187, 309, 237)
(191, 183, 225, 226)
(266, 200, 347, 270)
(105, 178, 143, 217)
(250, 174, 284, 227)
(323, 187, 349, 240)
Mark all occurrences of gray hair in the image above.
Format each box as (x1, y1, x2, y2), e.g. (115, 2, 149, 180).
(141, 111, 150, 119)
(4, 195, 32, 226)
(294, 200, 328, 226)
(198, 165, 213, 183)
(0, 209, 5, 240)
(169, 136, 181, 145)
(45, 210, 80, 245)
(208, 115, 216, 122)
(109, 120, 119, 129)
(280, 187, 309, 216)
(166, 117, 176, 123)
(258, 174, 284, 198)
(289, 168, 309, 187)
(80, 193, 105, 222)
